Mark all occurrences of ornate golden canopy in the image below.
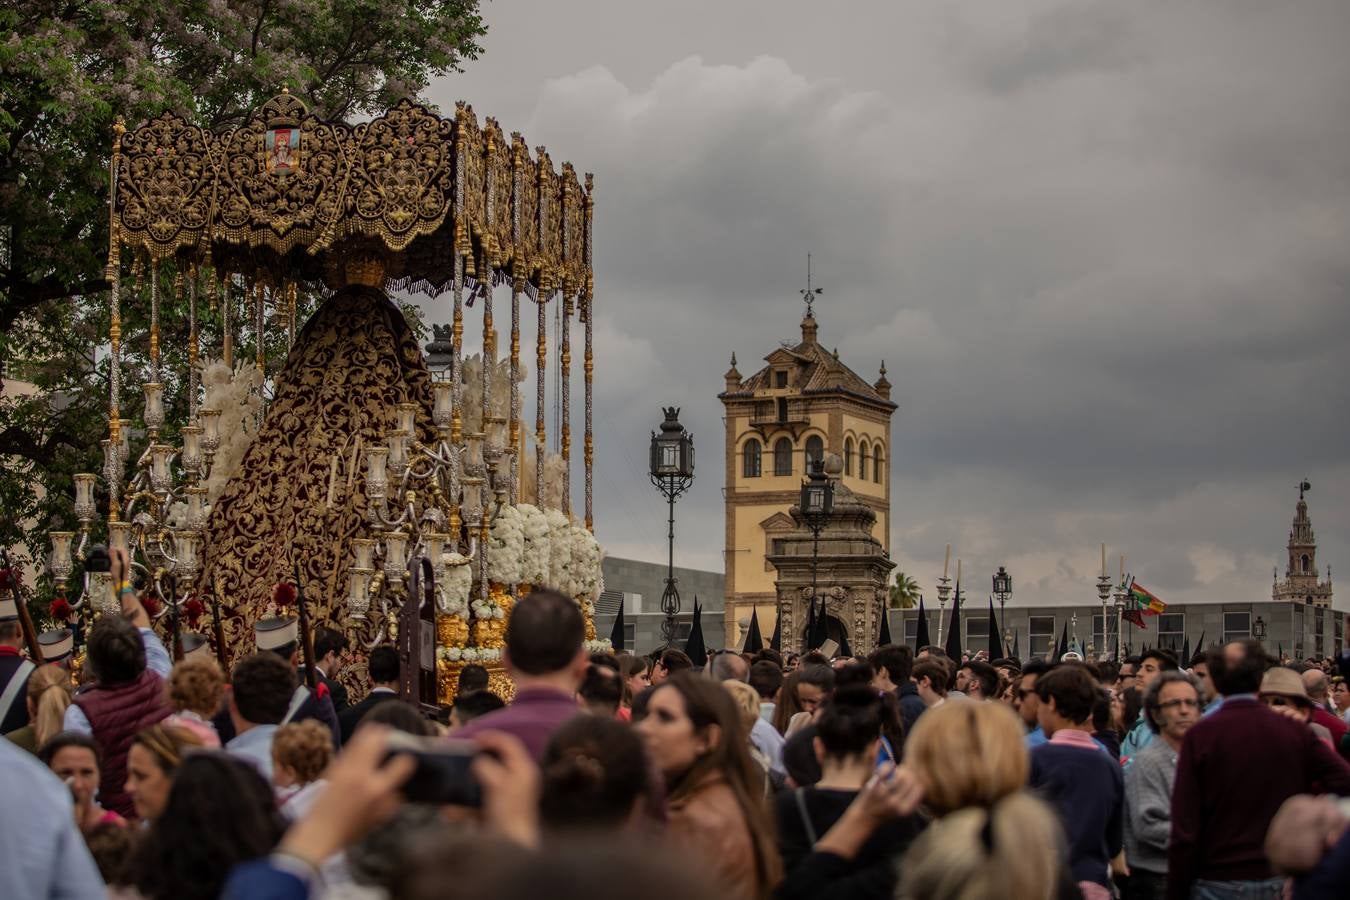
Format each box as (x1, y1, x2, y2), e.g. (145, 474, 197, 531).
(111, 91, 594, 301)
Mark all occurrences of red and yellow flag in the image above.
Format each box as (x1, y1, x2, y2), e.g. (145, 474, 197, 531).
(1130, 581, 1167, 615)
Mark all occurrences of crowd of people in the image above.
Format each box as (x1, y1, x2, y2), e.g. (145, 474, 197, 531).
(3, 562, 1350, 899)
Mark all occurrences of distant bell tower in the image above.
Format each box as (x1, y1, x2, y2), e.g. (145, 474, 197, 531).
(718, 259, 897, 649)
(1272, 480, 1333, 607)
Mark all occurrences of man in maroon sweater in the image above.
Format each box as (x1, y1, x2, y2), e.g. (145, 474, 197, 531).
(1167, 639, 1350, 900)
(451, 587, 586, 759)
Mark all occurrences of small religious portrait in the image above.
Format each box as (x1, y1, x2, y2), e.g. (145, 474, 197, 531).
(265, 127, 301, 174)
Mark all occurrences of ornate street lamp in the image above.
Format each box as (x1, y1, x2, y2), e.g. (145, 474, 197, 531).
(650, 408, 694, 647)
(992, 565, 1012, 636)
(1253, 615, 1268, 643)
(800, 457, 834, 648)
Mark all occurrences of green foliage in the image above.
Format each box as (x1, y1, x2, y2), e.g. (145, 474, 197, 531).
(888, 570, 920, 609)
(0, 1, 485, 598)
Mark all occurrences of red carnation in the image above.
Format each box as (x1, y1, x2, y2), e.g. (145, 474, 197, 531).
(49, 597, 73, 622)
(0, 568, 16, 591)
(315, 682, 330, 700)
(272, 581, 297, 608)
(183, 597, 205, 627)
(140, 592, 161, 617)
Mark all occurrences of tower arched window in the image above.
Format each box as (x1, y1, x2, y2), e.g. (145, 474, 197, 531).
(873, 446, 884, 484)
(859, 441, 869, 480)
(1301, 554, 1310, 574)
(773, 438, 793, 476)
(742, 439, 762, 478)
(843, 438, 854, 475)
(805, 435, 824, 469)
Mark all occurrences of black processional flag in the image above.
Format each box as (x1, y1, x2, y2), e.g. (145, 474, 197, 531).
(987, 597, 1003, 660)
(915, 596, 931, 652)
(943, 581, 963, 660)
(879, 606, 892, 647)
(769, 604, 782, 652)
(743, 607, 764, 653)
(684, 598, 707, 667)
(1054, 620, 1068, 662)
(609, 596, 626, 652)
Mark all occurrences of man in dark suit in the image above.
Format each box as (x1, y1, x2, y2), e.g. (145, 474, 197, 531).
(0, 597, 35, 734)
(1167, 639, 1350, 900)
(305, 626, 350, 713)
(338, 646, 402, 744)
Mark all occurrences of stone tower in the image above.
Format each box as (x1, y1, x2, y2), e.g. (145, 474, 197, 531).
(1272, 480, 1333, 607)
(719, 309, 896, 648)
(766, 455, 895, 653)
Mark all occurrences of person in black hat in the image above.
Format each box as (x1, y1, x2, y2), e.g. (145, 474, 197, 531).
(213, 616, 342, 748)
(0, 593, 36, 734)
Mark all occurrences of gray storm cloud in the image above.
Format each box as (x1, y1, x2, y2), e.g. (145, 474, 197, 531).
(424, 0, 1350, 607)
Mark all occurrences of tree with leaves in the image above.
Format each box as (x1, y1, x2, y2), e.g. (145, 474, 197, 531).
(0, 2, 486, 593)
(888, 570, 920, 609)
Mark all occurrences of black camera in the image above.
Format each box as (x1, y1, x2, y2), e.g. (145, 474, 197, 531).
(84, 545, 111, 574)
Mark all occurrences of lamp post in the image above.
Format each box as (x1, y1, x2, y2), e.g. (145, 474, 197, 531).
(650, 408, 694, 648)
(799, 457, 834, 650)
(1097, 571, 1114, 661)
(992, 565, 1012, 636)
(1253, 615, 1268, 644)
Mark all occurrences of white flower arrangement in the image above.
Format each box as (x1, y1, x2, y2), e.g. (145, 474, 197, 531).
(546, 508, 572, 592)
(569, 524, 604, 601)
(486, 504, 525, 585)
(437, 646, 503, 664)
(584, 639, 613, 654)
(470, 596, 506, 621)
(519, 503, 551, 585)
(437, 553, 473, 616)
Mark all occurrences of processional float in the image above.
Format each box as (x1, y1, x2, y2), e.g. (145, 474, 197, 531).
(45, 90, 604, 705)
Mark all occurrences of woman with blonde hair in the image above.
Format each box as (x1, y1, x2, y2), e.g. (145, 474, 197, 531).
(163, 656, 225, 747)
(897, 792, 1065, 900)
(3, 663, 72, 753)
(722, 678, 774, 793)
(903, 699, 1029, 815)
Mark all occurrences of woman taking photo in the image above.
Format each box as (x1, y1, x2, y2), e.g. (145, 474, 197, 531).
(39, 731, 126, 832)
(634, 674, 782, 900)
(774, 684, 925, 898)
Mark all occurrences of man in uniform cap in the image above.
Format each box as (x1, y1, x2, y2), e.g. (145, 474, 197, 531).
(215, 617, 341, 748)
(0, 594, 35, 734)
(37, 629, 74, 668)
(180, 632, 213, 663)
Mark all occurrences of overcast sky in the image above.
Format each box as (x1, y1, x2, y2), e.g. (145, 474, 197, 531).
(420, 0, 1350, 608)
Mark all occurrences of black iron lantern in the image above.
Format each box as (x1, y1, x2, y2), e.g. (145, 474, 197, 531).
(1253, 616, 1267, 641)
(800, 457, 834, 522)
(992, 566, 1012, 598)
(650, 407, 694, 480)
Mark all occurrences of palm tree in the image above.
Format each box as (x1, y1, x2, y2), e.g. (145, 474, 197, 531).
(888, 571, 920, 609)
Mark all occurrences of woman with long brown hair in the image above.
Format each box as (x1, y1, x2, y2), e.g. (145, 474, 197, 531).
(634, 673, 782, 899)
(773, 670, 805, 736)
